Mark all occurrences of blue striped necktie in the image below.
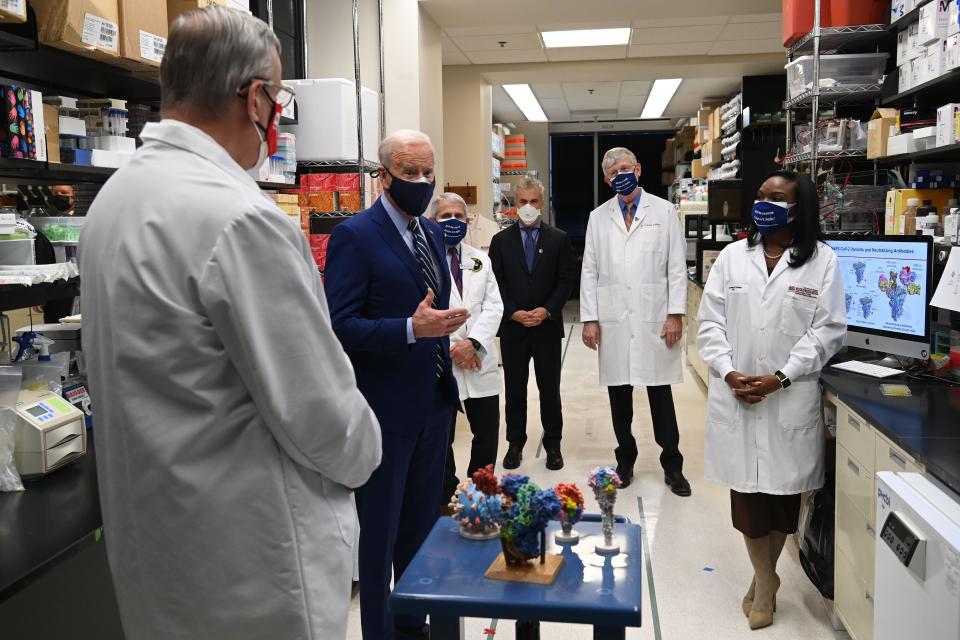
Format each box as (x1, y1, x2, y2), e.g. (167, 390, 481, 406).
(408, 219, 445, 379)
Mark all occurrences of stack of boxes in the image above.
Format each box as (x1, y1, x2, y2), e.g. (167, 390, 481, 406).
(272, 193, 302, 233)
(46, 97, 91, 166)
(501, 135, 528, 172)
(76, 99, 136, 168)
(896, 0, 960, 94)
(697, 103, 724, 170)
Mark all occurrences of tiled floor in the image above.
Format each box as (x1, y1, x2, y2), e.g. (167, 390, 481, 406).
(346, 309, 848, 640)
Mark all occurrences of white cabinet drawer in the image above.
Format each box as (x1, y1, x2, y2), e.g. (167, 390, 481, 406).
(836, 492, 876, 593)
(874, 432, 923, 475)
(836, 549, 875, 640)
(836, 404, 875, 474)
(837, 443, 876, 528)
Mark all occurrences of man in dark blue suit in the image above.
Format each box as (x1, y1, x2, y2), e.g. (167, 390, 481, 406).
(324, 130, 469, 640)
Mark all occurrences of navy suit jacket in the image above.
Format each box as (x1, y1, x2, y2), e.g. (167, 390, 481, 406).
(325, 197, 459, 433)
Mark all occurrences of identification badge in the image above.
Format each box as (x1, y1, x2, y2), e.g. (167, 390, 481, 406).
(462, 258, 483, 273)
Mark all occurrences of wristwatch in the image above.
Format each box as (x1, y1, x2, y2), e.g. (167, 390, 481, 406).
(774, 370, 791, 389)
(469, 338, 484, 354)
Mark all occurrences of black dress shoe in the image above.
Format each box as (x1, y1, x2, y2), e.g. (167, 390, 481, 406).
(616, 465, 634, 488)
(503, 445, 522, 470)
(395, 624, 430, 640)
(665, 471, 692, 497)
(545, 449, 564, 471)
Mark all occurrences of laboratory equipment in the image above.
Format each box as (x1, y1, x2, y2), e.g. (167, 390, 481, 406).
(15, 324, 81, 355)
(825, 235, 934, 360)
(874, 472, 960, 640)
(13, 389, 86, 478)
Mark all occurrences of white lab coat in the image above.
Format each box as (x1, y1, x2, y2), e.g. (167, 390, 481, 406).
(580, 190, 688, 386)
(696, 240, 847, 494)
(79, 120, 381, 640)
(448, 242, 504, 399)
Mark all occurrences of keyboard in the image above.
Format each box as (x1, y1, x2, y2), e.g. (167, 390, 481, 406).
(830, 360, 902, 378)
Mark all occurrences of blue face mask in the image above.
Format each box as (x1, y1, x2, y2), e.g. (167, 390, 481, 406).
(752, 200, 796, 237)
(438, 218, 468, 246)
(611, 171, 639, 196)
(386, 170, 436, 216)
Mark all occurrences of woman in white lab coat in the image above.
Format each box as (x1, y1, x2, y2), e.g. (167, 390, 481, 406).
(427, 194, 505, 505)
(697, 170, 846, 630)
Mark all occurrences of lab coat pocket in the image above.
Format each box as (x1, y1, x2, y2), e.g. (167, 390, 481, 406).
(780, 296, 816, 337)
(597, 284, 628, 323)
(637, 225, 662, 252)
(707, 373, 738, 430)
(779, 380, 820, 430)
(639, 283, 668, 322)
(321, 476, 356, 547)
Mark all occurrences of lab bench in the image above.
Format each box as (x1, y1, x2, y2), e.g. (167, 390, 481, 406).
(0, 437, 124, 638)
(821, 369, 960, 640)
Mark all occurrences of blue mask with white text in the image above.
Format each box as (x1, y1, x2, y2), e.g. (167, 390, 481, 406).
(611, 171, 639, 196)
(752, 200, 796, 237)
(438, 218, 468, 246)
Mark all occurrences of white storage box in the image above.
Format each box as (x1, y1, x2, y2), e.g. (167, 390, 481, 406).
(911, 57, 923, 87)
(899, 63, 912, 91)
(945, 33, 960, 70)
(0, 239, 36, 266)
(88, 135, 136, 153)
(919, 0, 951, 44)
(937, 104, 960, 146)
(280, 78, 379, 163)
(58, 116, 86, 137)
(922, 39, 945, 82)
(908, 23, 923, 60)
(950, 0, 960, 35)
(785, 53, 889, 100)
(888, 132, 914, 156)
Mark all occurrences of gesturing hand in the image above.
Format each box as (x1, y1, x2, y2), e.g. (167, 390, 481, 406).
(582, 321, 600, 350)
(412, 289, 469, 338)
(725, 370, 764, 405)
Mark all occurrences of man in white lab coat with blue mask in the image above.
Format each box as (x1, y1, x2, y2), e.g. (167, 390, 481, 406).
(79, 7, 381, 639)
(580, 147, 691, 496)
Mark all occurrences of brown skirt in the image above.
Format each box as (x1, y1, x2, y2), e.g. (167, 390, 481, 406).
(731, 490, 802, 538)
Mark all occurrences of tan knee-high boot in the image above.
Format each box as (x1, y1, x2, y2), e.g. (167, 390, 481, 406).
(742, 531, 786, 617)
(744, 535, 777, 630)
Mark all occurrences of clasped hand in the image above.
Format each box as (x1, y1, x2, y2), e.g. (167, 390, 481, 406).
(512, 307, 548, 328)
(724, 371, 783, 404)
(412, 289, 469, 338)
(450, 339, 481, 371)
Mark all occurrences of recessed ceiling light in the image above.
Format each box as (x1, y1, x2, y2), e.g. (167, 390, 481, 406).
(640, 78, 683, 119)
(503, 84, 548, 122)
(540, 28, 631, 48)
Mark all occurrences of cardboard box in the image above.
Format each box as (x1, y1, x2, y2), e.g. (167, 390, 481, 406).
(701, 140, 723, 167)
(119, 0, 168, 68)
(710, 108, 722, 142)
(945, 33, 960, 70)
(0, 85, 36, 159)
(0, 0, 27, 23)
(885, 188, 955, 234)
(32, 0, 121, 61)
(892, 0, 909, 23)
(43, 105, 61, 164)
(908, 23, 923, 60)
(166, 0, 226, 23)
(919, 0, 951, 44)
(899, 63, 912, 92)
(697, 109, 711, 139)
(938, 104, 960, 146)
(911, 57, 923, 88)
(691, 158, 708, 179)
(922, 39, 945, 82)
(867, 108, 900, 159)
(897, 29, 910, 66)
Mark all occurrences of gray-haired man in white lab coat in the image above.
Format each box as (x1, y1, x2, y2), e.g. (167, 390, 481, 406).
(79, 7, 381, 639)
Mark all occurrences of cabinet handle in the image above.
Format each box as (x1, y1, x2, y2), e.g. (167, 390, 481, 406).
(848, 416, 861, 432)
(889, 449, 907, 470)
(847, 459, 860, 476)
(866, 525, 876, 538)
(865, 593, 874, 606)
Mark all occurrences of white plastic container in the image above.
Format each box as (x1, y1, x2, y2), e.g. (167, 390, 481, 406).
(945, 208, 959, 244)
(785, 53, 889, 100)
(280, 78, 379, 163)
(0, 239, 36, 266)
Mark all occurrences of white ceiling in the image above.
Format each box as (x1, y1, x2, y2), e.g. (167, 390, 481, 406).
(423, 0, 785, 123)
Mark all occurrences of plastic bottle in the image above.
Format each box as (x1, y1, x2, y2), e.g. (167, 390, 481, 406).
(945, 207, 960, 245)
(917, 200, 940, 236)
(902, 197, 921, 235)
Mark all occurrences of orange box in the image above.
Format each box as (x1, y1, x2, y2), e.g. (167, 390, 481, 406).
(505, 149, 527, 158)
(338, 192, 362, 211)
(505, 135, 526, 146)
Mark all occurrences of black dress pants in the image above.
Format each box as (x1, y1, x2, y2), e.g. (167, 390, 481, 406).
(607, 384, 683, 474)
(501, 334, 563, 451)
(442, 395, 500, 503)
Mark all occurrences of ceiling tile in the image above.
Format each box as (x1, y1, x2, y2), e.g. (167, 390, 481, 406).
(441, 37, 471, 65)
(620, 80, 651, 96)
(617, 94, 649, 116)
(540, 98, 571, 120)
(631, 16, 730, 28)
(717, 20, 781, 41)
(532, 84, 565, 99)
(728, 13, 782, 24)
(563, 82, 621, 98)
(465, 49, 548, 64)
(627, 42, 713, 58)
(631, 24, 725, 44)
(534, 20, 630, 32)
(451, 33, 543, 52)
(545, 45, 627, 62)
(708, 38, 784, 55)
(565, 96, 620, 111)
(443, 25, 537, 37)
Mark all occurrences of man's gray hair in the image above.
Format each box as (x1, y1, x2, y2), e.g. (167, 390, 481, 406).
(515, 176, 545, 199)
(378, 130, 433, 168)
(160, 7, 280, 117)
(428, 193, 467, 219)
(601, 147, 638, 175)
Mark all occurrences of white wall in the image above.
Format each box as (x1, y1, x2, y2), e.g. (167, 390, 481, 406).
(442, 68, 493, 219)
(419, 10, 445, 190)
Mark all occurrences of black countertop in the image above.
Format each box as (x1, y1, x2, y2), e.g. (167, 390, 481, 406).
(0, 437, 102, 600)
(821, 369, 960, 496)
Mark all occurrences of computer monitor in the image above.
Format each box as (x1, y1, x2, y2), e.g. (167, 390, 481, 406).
(825, 235, 934, 360)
